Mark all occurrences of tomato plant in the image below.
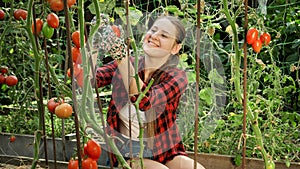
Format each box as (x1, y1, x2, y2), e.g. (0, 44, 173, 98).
(72, 46, 82, 64)
(251, 39, 263, 53)
(260, 32, 271, 46)
(68, 159, 79, 169)
(55, 103, 73, 119)
(9, 136, 16, 142)
(82, 157, 98, 169)
(246, 28, 259, 45)
(85, 139, 101, 160)
(13, 9, 27, 20)
(47, 13, 59, 29)
(47, 97, 64, 114)
(111, 25, 121, 38)
(42, 22, 54, 39)
(31, 18, 43, 35)
(5, 75, 18, 86)
(67, 63, 82, 78)
(49, 0, 64, 12)
(0, 10, 5, 20)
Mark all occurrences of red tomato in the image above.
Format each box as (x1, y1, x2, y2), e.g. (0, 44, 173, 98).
(67, 63, 81, 78)
(72, 46, 82, 64)
(67, 0, 76, 7)
(10, 136, 16, 142)
(68, 159, 79, 169)
(55, 103, 73, 119)
(13, 9, 28, 20)
(75, 68, 84, 88)
(47, 13, 59, 29)
(5, 75, 18, 86)
(82, 157, 98, 169)
(252, 39, 263, 53)
(0, 74, 6, 84)
(31, 18, 43, 35)
(72, 31, 81, 48)
(50, 0, 64, 12)
(0, 10, 5, 20)
(111, 25, 121, 38)
(260, 32, 271, 46)
(0, 66, 8, 74)
(246, 28, 259, 45)
(85, 139, 101, 160)
(47, 97, 64, 114)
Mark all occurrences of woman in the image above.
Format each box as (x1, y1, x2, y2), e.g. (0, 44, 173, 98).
(93, 15, 205, 169)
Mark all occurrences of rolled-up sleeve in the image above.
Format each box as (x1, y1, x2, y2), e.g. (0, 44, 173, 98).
(131, 68, 188, 111)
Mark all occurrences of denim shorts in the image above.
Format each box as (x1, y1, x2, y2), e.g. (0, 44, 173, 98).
(116, 135, 154, 160)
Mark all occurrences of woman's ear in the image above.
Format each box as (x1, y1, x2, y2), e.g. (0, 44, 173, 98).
(171, 43, 182, 55)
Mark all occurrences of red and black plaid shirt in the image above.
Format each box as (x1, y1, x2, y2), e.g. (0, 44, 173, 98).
(96, 56, 188, 165)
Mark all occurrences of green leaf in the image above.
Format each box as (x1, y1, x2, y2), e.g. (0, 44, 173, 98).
(114, 7, 143, 26)
(165, 5, 180, 13)
(208, 69, 224, 84)
(199, 87, 213, 105)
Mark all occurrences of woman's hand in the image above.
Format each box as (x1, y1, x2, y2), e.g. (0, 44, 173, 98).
(92, 21, 127, 60)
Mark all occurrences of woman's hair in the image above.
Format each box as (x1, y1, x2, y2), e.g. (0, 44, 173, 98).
(155, 15, 186, 44)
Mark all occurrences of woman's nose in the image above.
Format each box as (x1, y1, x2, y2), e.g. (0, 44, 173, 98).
(151, 31, 160, 39)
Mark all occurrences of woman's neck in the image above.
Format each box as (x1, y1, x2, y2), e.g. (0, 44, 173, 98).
(144, 55, 169, 70)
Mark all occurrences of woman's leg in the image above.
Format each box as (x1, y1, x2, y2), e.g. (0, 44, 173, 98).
(128, 158, 169, 169)
(165, 155, 205, 169)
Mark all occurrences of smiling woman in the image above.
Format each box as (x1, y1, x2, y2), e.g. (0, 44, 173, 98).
(92, 15, 205, 169)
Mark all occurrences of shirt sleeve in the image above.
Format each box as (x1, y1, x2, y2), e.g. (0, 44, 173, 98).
(95, 60, 118, 87)
(131, 68, 188, 111)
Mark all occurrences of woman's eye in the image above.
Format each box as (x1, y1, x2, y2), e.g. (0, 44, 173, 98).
(161, 34, 168, 38)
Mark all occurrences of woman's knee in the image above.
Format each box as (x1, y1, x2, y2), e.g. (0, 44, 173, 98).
(165, 155, 205, 169)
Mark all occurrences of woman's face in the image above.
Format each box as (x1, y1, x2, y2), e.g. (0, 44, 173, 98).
(143, 18, 181, 58)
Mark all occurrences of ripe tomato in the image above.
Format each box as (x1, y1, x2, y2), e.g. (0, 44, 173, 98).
(55, 103, 73, 119)
(85, 139, 101, 160)
(68, 159, 79, 169)
(82, 157, 98, 169)
(13, 9, 28, 20)
(72, 46, 82, 64)
(42, 22, 54, 39)
(31, 18, 43, 35)
(260, 32, 271, 46)
(246, 28, 259, 45)
(72, 31, 81, 48)
(5, 75, 18, 86)
(75, 68, 84, 88)
(50, 0, 64, 12)
(0, 10, 5, 20)
(252, 39, 263, 53)
(10, 136, 16, 142)
(47, 97, 64, 114)
(111, 25, 121, 38)
(0, 74, 6, 84)
(47, 13, 59, 29)
(67, 0, 76, 7)
(0, 66, 8, 74)
(67, 63, 81, 78)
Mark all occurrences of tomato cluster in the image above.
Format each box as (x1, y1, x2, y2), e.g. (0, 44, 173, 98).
(0, 66, 18, 87)
(68, 139, 102, 169)
(246, 28, 271, 53)
(47, 97, 73, 119)
(67, 30, 86, 88)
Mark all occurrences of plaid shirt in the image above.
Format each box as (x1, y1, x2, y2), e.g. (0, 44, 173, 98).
(96, 56, 188, 165)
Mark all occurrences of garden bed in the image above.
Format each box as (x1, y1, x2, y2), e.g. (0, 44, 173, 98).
(1, 133, 299, 169)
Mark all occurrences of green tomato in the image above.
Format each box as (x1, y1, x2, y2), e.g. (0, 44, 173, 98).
(42, 22, 54, 39)
(266, 160, 275, 169)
